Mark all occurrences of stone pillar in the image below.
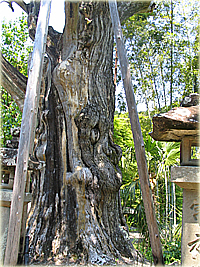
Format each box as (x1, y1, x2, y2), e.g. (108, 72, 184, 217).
(171, 166, 200, 267)
(149, 94, 200, 265)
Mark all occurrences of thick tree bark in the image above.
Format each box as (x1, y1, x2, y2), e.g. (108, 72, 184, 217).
(1, 1, 152, 264)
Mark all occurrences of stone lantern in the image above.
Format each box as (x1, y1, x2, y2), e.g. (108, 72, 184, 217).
(150, 93, 200, 267)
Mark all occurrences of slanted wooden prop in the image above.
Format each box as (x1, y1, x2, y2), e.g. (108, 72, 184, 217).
(109, 1, 164, 265)
(4, 0, 52, 265)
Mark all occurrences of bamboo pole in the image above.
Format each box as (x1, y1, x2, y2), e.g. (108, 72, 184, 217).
(109, 1, 164, 265)
(4, 0, 51, 265)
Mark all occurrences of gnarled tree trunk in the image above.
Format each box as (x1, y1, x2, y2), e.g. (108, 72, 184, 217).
(1, 1, 152, 264)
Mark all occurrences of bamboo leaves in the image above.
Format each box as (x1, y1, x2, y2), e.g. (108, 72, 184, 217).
(114, 112, 182, 264)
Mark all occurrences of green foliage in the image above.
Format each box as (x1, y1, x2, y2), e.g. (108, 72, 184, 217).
(1, 14, 32, 76)
(0, 87, 22, 146)
(114, 112, 153, 183)
(160, 214, 182, 265)
(113, 4, 198, 261)
(1, 15, 32, 146)
(116, 0, 199, 113)
(114, 112, 183, 264)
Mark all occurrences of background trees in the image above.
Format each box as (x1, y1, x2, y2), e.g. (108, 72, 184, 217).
(112, 0, 199, 263)
(119, 0, 199, 113)
(1, 14, 32, 146)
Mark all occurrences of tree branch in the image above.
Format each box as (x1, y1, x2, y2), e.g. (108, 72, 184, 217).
(1, 0, 29, 13)
(117, 1, 153, 22)
(1, 53, 26, 111)
(13, 0, 28, 13)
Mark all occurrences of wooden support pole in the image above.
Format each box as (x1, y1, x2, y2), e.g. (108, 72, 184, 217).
(4, 0, 51, 265)
(109, 1, 164, 265)
(114, 47, 118, 86)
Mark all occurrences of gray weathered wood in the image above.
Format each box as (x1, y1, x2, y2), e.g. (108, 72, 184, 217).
(109, 1, 164, 265)
(4, 0, 51, 265)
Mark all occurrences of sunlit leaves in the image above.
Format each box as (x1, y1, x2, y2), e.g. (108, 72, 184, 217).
(1, 15, 33, 146)
(1, 14, 32, 76)
(0, 87, 22, 146)
(118, 0, 199, 113)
